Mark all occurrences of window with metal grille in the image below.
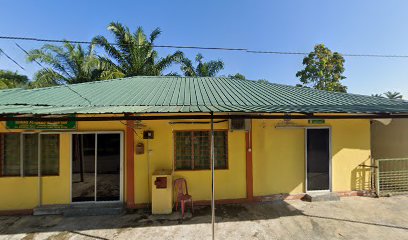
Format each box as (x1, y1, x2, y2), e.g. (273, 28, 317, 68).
(0, 133, 20, 176)
(174, 131, 228, 170)
(0, 133, 59, 177)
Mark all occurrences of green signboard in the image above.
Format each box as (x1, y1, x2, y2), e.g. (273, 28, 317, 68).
(308, 119, 325, 124)
(6, 119, 76, 130)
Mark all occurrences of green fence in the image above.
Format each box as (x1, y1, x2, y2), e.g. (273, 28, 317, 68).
(376, 158, 408, 196)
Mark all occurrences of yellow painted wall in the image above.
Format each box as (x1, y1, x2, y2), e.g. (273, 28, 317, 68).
(252, 119, 305, 196)
(0, 120, 126, 211)
(0, 132, 71, 210)
(371, 119, 408, 159)
(331, 120, 371, 191)
(252, 119, 371, 197)
(134, 120, 247, 204)
(0, 116, 372, 211)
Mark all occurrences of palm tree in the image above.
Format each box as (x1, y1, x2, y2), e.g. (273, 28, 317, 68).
(0, 70, 29, 89)
(92, 22, 183, 78)
(384, 91, 403, 100)
(27, 42, 103, 87)
(180, 53, 224, 77)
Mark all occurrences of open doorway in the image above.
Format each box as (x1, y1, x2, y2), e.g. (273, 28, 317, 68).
(71, 133, 123, 203)
(306, 128, 331, 192)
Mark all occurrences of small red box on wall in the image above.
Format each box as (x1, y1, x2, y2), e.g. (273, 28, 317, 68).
(136, 142, 144, 154)
(154, 177, 167, 189)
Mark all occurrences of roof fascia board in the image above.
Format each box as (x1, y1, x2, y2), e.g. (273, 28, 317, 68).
(1, 113, 407, 122)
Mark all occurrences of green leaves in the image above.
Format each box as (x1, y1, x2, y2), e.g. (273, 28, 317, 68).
(372, 92, 403, 100)
(296, 44, 347, 93)
(384, 91, 403, 99)
(19, 22, 247, 87)
(27, 41, 103, 86)
(0, 70, 29, 89)
(228, 73, 246, 80)
(93, 22, 183, 77)
(180, 53, 224, 77)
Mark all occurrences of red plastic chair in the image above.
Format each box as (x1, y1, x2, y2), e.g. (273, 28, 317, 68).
(174, 178, 193, 218)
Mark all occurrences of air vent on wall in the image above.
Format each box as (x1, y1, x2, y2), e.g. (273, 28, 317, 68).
(229, 118, 250, 131)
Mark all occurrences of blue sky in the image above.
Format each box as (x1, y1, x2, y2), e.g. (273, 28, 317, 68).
(1, 0, 408, 97)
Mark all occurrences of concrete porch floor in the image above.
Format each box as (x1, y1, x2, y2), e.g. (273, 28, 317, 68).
(1, 196, 408, 240)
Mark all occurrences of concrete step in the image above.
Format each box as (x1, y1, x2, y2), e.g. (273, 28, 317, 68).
(64, 203, 124, 217)
(33, 203, 125, 216)
(302, 192, 340, 202)
(33, 204, 69, 216)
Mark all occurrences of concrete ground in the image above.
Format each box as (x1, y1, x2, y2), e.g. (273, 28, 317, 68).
(1, 196, 408, 240)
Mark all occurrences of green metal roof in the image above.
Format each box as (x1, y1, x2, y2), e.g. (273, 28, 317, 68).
(0, 76, 407, 115)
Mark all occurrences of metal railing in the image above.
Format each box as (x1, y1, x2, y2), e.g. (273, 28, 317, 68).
(376, 158, 408, 196)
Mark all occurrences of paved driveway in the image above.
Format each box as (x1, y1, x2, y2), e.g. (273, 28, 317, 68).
(1, 196, 408, 240)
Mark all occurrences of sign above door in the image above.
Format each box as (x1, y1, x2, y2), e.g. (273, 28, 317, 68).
(308, 119, 326, 125)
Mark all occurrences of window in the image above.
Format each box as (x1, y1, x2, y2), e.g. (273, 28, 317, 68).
(174, 131, 228, 170)
(23, 134, 38, 176)
(0, 133, 60, 177)
(0, 133, 21, 176)
(40, 134, 59, 175)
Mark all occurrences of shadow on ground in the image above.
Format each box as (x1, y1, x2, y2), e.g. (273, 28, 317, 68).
(0, 200, 301, 235)
(1, 198, 408, 237)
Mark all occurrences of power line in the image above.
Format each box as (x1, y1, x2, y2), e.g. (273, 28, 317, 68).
(2, 35, 408, 58)
(0, 48, 25, 70)
(15, 43, 93, 106)
(246, 50, 306, 55)
(15, 43, 73, 79)
(0, 35, 247, 51)
(15, 43, 44, 68)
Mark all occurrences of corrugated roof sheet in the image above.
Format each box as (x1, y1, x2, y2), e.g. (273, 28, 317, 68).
(0, 76, 407, 114)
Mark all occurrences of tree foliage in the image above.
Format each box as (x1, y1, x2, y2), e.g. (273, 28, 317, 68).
(296, 44, 347, 92)
(257, 79, 269, 84)
(384, 91, 403, 99)
(228, 73, 246, 80)
(27, 42, 103, 87)
(13, 22, 252, 86)
(93, 22, 183, 78)
(372, 91, 403, 99)
(0, 70, 29, 89)
(180, 53, 224, 77)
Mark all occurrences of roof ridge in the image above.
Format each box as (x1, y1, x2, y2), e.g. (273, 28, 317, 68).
(252, 80, 408, 103)
(0, 87, 24, 93)
(13, 76, 231, 92)
(1, 76, 406, 104)
(11, 77, 134, 93)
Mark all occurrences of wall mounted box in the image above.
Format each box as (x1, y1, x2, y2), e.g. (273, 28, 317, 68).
(143, 130, 154, 139)
(136, 142, 144, 154)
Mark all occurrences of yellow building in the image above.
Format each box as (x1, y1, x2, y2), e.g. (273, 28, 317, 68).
(1, 76, 407, 213)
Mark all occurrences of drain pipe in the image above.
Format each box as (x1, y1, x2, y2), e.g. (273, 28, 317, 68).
(210, 112, 215, 240)
(147, 138, 151, 209)
(37, 134, 42, 207)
